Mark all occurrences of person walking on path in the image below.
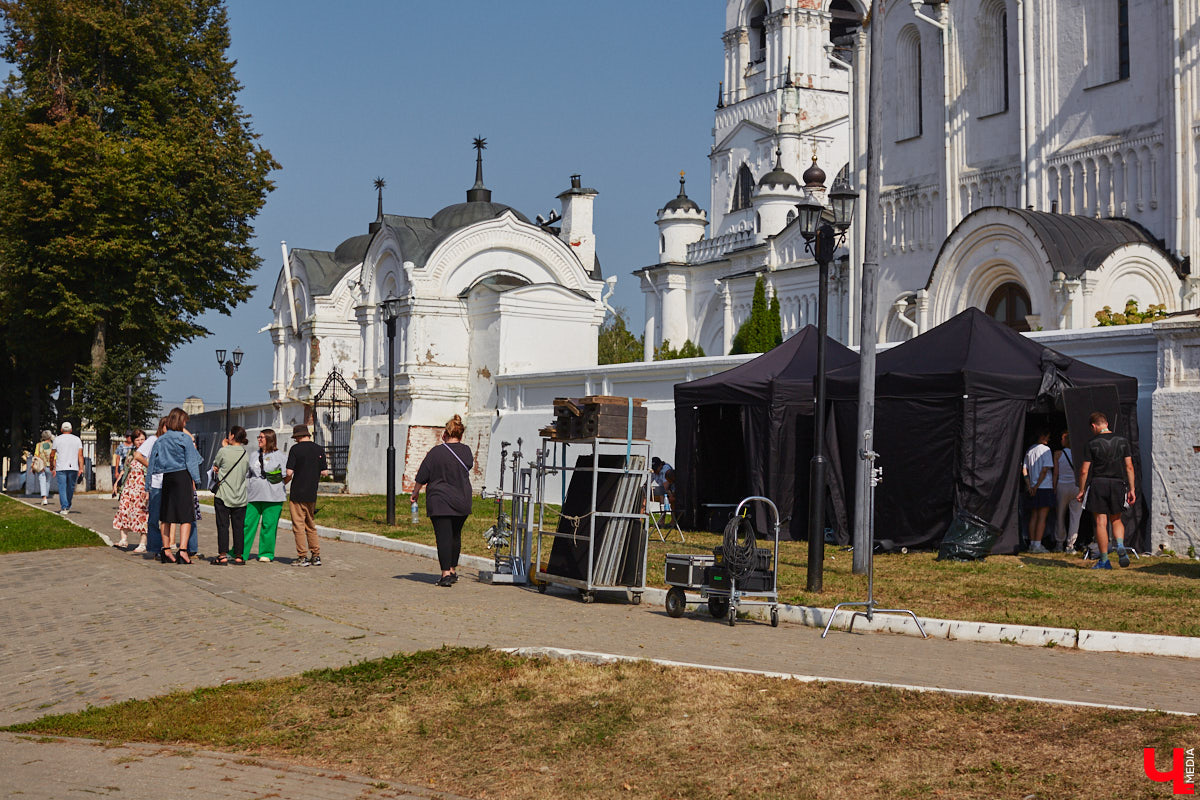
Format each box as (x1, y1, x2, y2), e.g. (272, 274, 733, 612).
(210, 426, 250, 565)
(411, 414, 473, 587)
(1053, 431, 1083, 552)
(31, 430, 53, 506)
(242, 428, 286, 562)
(285, 424, 328, 567)
(112, 432, 133, 498)
(147, 408, 202, 564)
(112, 429, 149, 550)
(135, 417, 167, 556)
(1076, 411, 1136, 570)
(51, 422, 83, 515)
(1022, 429, 1054, 553)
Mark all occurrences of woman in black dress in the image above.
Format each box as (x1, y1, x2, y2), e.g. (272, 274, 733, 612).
(411, 415, 473, 587)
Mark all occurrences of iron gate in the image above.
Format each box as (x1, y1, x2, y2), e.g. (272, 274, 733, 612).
(312, 368, 358, 481)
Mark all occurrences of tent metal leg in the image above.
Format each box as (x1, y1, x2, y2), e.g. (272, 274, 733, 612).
(821, 442, 928, 640)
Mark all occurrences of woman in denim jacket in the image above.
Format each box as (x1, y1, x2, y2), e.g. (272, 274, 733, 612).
(147, 407, 202, 564)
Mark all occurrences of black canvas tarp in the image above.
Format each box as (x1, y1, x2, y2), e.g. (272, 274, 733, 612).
(826, 308, 1143, 553)
(674, 325, 858, 541)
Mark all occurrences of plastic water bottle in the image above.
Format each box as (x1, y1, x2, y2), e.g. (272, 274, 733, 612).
(410, 500, 419, 525)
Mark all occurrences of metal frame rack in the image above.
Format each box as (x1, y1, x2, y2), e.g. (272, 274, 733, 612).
(533, 436, 651, 604)
(664, 495, 782, 627)
(480, 439, 534, 585)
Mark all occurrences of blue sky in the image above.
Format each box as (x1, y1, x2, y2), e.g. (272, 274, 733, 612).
(155, 0, 723, 409)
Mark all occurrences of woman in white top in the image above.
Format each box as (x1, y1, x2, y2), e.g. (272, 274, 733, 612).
(1053, 431, 1083, 552)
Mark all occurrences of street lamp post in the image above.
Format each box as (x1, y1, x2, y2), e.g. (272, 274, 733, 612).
(125, 374, 144, 430)
(215, 347, 244, 435)
(795, 172, 858, 593)
(379, 295, 404, 526)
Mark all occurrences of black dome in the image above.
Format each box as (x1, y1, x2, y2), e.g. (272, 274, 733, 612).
(431, 201, 530, 231)
(758, 166, 799, 189)
(663, 174, 701, 213)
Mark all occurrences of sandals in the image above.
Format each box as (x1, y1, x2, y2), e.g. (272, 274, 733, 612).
(231, 557, 246, 565)
(158, 549, 176, 564)
(436, 574, 454, 587)
(176, 550, 192, 565)
(209, 554, 229, 566)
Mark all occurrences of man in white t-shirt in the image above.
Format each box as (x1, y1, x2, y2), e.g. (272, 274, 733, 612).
(134, 418, 166, 554)
(51, 422, 84, 514)
(1022, 429, 1054, 554)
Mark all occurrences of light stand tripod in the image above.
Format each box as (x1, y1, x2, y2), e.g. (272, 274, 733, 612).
(822, 432, 928, 639)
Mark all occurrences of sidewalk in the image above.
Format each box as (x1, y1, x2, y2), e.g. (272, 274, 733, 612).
(2, 493, 1198, 796)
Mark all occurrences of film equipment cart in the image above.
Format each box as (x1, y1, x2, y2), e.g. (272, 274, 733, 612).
(532, 436, 651, 605)
(480, 438, 534, 585)
(663, 495, 781, 627)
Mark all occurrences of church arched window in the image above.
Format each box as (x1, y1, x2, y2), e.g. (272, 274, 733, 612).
(985, 282, 1031, 332)
(828, 1, 862, 66)
(748, 1, 767, 64)
(1086, 0, 1130, 86)
(978, 1, 1008, 116)
(896, 25, 922, 140)
(731, 164, 755, 212)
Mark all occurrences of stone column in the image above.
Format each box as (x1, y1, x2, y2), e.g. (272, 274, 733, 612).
(722, 282, 734, 355)
(661, 273, 689, 348)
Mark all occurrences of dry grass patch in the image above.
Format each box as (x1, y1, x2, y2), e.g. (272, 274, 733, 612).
(8, 648, 1196, 799)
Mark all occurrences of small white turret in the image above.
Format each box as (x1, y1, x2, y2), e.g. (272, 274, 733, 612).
(752, 148, 804, 242)
(655, 173, 708, 263)
(557, 174, 599, 275)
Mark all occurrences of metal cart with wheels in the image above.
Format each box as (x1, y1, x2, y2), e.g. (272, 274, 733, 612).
(663, 495, 781, 627)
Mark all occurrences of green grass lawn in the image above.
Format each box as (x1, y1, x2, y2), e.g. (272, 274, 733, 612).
(0, 494, 102, 553)
(305, 495, 1200, 637)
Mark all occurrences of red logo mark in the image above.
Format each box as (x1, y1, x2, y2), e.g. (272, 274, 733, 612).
(1144, 748, 1196, 795)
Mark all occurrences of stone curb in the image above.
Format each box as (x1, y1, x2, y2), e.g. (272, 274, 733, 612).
(504, 646, 1196, 716)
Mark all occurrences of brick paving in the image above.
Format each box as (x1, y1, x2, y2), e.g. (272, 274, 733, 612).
(2, 493, 1198, 797)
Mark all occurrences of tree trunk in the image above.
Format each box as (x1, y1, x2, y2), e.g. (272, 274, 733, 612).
(91, 321, 113, 491)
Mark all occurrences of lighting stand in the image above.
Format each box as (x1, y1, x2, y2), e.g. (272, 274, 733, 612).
(821, 432, 927, 638)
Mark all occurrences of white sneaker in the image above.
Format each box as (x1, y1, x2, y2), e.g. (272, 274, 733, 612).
(258, 556, 271, 562)
(41, 498, 48, 505)
(58, 509, 69, 515)
(1028, 542, 1049, 554)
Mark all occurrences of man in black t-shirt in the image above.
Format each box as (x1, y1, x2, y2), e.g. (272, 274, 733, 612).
(1076, 411, 1136, 569)
(285, 424, 329, 566)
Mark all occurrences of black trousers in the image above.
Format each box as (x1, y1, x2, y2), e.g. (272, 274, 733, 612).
(430, 515, 466, 572)
(214, 498, 246, 557)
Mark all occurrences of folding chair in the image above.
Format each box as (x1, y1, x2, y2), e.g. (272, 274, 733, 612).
(649, 495, 685, 543)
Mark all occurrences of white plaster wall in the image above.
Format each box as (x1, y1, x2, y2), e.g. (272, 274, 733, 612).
(1150, 318, 1200, 554)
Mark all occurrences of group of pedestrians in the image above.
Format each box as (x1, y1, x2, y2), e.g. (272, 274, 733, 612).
(1022, 411, 1136, 569)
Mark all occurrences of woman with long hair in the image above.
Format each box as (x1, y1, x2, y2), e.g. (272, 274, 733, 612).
(411, 414, 473, 587)
(146, 408, 202, 564)
(112, 429, 148, 550)
(32, 430, 53, 506)
(242, 428, 286, 562)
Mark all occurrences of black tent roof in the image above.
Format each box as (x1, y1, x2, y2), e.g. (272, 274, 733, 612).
(675, 325, 859, 407)
(826, 308, 1137, 401)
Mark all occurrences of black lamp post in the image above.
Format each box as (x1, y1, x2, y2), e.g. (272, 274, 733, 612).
(215, 347, 244, 435)
(795, 171, 858, 593)
(125, 374, 144, 430)
(379, 295, 404, 526)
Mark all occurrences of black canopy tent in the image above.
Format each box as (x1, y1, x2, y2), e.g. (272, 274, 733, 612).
(673, 325, 859, 541)
(825, 308, 1143, 554)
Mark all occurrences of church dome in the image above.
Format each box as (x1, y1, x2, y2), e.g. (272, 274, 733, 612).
(662, 174, 701, 213)
(803, 156, 827, 190)
(333, 233, 372, 265)
(431, 200, 530, 232)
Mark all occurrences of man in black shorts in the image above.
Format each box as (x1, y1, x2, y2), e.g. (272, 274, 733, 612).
(1075, 411, 1136, 569)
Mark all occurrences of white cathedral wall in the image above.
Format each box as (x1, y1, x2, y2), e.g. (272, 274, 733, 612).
(1150, 317, 1200, 554)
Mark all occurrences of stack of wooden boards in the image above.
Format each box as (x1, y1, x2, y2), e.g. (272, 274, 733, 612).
(539, 396, 647, 441)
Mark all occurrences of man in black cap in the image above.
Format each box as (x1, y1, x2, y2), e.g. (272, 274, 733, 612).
(285, 423, 329, 566)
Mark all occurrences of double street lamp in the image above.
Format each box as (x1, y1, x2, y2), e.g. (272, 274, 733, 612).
(380, 295, 404, 526)
(215, 347, 244, 436)
(794, 166, 858, 593)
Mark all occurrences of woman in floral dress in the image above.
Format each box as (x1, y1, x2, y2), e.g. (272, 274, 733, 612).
(112, 429, 149, 551)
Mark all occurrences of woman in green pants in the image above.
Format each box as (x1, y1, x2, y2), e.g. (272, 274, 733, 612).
(243, 428, 287, 562)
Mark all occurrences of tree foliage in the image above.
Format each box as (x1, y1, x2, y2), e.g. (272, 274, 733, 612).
(1095, 300, 1168, 326)
(598, 307, 644, 364)
(730, 276, 783, 355)
(0, 0, 277, 462)
(69, 344, 161, 437)
(654, 338, 706, 360)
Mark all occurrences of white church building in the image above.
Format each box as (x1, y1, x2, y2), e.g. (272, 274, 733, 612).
(640, 0, 1198, 353)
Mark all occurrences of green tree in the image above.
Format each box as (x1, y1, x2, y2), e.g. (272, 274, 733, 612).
(69, 344, 161, 440)
(768, 292, 784, 349)
(0, 0, 277, 470)
(730, 276, 782, 355)
(1095, 300, 1168, 326)
(654, 338, 706, 360)
(598, 307, 644, 364)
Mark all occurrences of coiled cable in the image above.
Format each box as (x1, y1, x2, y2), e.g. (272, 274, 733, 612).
(722, 514, 758, 580)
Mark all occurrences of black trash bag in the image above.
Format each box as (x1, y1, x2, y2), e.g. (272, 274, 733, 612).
(937, 508, 1001, 561)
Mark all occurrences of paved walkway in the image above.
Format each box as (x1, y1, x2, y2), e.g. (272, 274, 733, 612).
(3, 494, 1198, 797)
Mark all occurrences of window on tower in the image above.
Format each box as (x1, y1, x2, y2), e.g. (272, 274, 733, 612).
(895, 25, 923, 141)
(828, 0, 863, 66)
(978, 1, 1009, 116)
(731, 164, 756, 212)
(748, 1, 767, 64)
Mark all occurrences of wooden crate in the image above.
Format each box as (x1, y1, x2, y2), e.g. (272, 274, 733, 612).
(547, 396, 647, 441)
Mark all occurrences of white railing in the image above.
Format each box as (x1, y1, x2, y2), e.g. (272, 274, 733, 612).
(687, 229, 757, 264)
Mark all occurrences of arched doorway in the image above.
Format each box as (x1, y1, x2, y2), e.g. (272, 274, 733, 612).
(985, 282, 1032, 331)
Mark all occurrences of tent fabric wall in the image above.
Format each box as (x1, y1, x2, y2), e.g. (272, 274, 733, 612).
(674, 326, 858, 541)
(826, 308, 1142, 553)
